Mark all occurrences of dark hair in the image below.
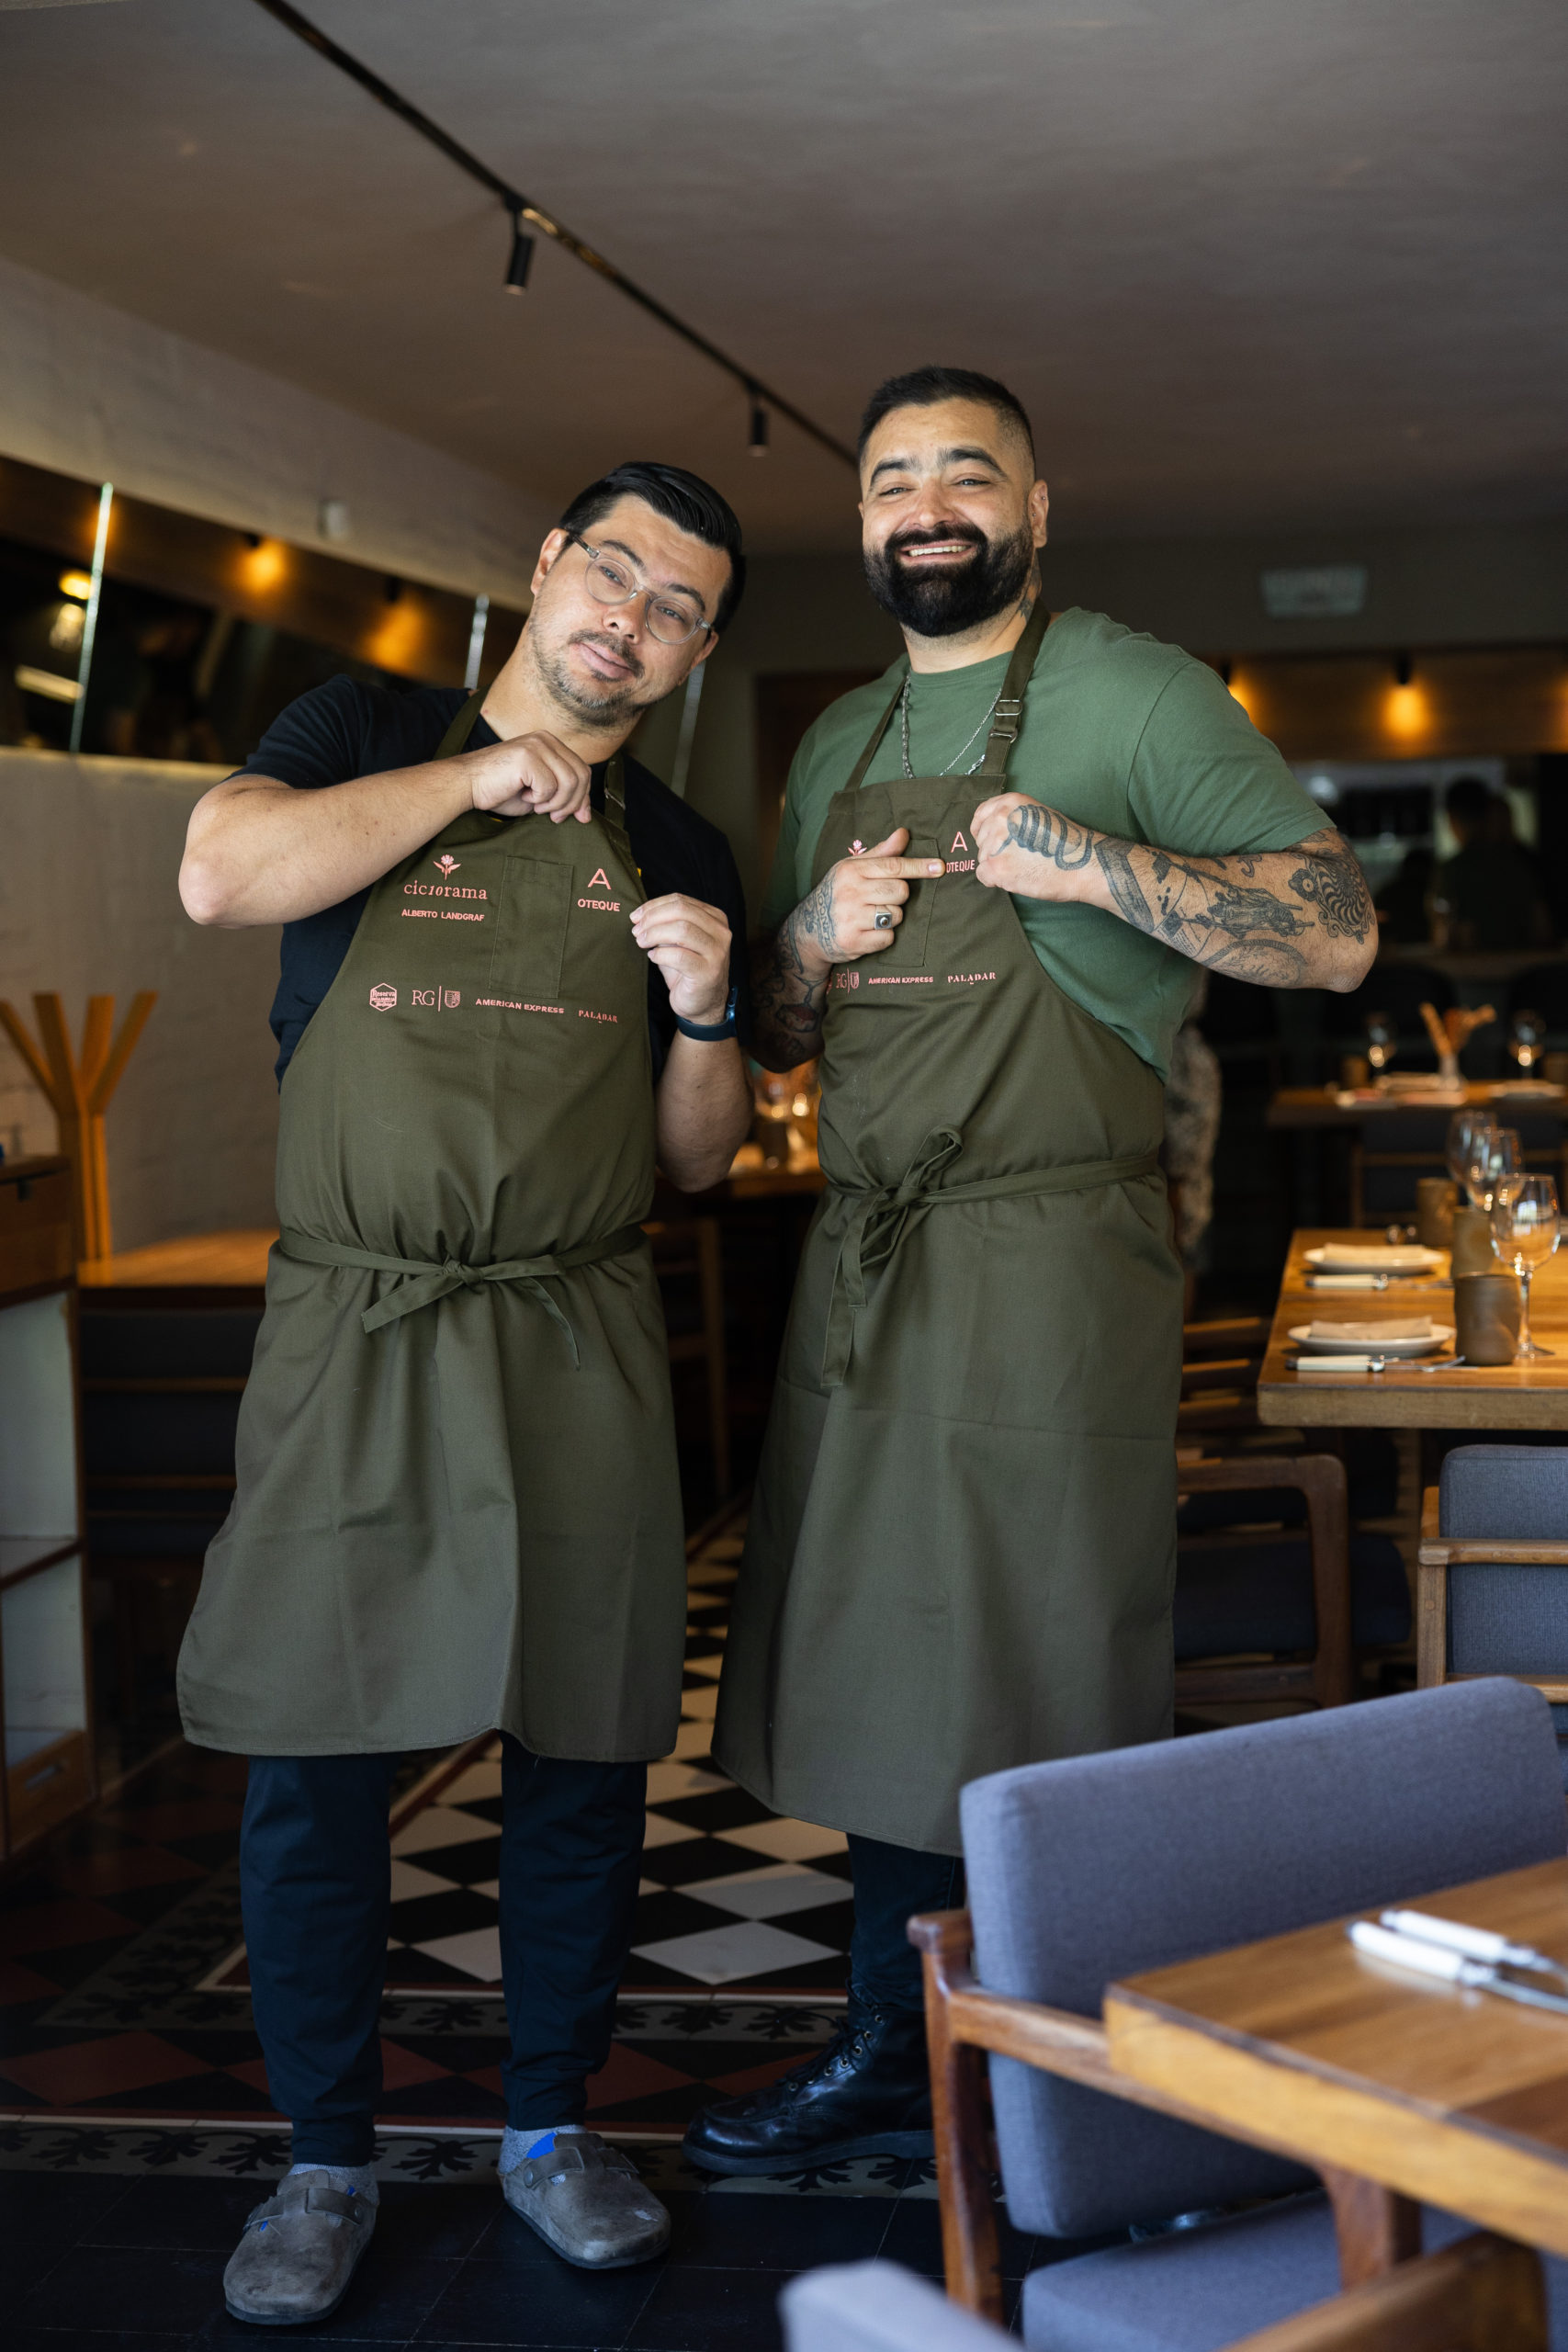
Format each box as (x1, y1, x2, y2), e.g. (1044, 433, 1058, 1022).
(557, 461, 746, 632)
(1445, 775, 1495, 825)
(856, 367, 1034, 468)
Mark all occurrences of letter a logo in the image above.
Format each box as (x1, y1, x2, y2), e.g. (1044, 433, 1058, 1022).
(951, 830, 970, 854)
(586, 867, 612, 891)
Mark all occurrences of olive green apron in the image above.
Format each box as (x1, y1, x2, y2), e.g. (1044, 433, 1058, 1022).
(178, 697, 686, 1759)
(713, 606, 1181, 1854)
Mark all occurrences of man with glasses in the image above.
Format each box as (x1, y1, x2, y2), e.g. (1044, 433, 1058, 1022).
(176, 463, 751, 2322)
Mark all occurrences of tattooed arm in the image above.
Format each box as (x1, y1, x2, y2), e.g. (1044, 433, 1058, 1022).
(969, 794, 1376, 990)
(750, 826, 947, 1068)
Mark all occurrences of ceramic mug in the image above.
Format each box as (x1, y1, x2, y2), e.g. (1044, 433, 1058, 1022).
(1340, 1056, 1371, 1090)
(1450, 1205, 1497, 1279)
(1416, 1178, 1460, 1250)
(1453, 1272, 1521, 1366)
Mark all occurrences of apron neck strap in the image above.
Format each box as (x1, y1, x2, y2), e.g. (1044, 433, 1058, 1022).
(840, 599, 1050, 794)
(602, 751, 626, 828)
(435, 691, 485, 762)
(972, 597, 1050, 784)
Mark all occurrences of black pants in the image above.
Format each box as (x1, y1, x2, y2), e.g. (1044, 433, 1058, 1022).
(846, 1833, 965, 2015)
(240, 1736, 646, 2166)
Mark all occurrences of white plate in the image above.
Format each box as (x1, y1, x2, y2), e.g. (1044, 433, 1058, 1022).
(1289, 1324, 1455, 1358)
(1304, 1245, 1442, 1274)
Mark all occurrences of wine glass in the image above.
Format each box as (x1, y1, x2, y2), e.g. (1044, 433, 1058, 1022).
(1447, 1110, 1497, 1200)
(1490, 1176, 1561, 1360)
(1467, 1125, 1524, 1213)
(1510, 1010, 1546, 1077)
(1364, 1012, 1396, 1077)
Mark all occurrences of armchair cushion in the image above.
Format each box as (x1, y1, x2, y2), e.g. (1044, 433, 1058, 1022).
(962, 1680, 1564, 2239)
(1021, 2195, 1567, 2352)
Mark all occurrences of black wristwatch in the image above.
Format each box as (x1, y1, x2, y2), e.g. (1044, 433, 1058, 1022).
(673, 986, 739, 1043)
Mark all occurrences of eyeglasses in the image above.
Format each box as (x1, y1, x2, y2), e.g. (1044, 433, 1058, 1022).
(571, 537, 712, 645)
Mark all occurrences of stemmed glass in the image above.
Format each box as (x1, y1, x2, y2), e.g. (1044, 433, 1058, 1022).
(1510, 1010, 1546, 1077)
(1447, 1110, 1497, 1204)
(1490, 1176, 1561, 1360)
(1467, 1125, 1524, 1213)
(1364, 1012, 1396, 1077)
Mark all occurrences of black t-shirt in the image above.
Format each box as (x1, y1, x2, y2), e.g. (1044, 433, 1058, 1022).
(242, 677, 750, 1082)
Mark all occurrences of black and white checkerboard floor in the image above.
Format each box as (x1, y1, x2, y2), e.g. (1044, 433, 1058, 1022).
(220, 1521, 853, 1999)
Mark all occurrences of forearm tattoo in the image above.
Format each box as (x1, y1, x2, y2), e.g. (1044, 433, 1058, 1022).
(751, 888, 832, 1069)
(1086, 823, 1373, 989)
(1005, 801, 1097, 870)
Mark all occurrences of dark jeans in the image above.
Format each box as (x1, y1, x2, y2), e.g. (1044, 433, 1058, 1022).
(240, 1736, 647, 2166)
(846, 1832, 965, 2015)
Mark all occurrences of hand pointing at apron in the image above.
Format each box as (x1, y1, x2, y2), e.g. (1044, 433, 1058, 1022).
(786, 829, 946, 972)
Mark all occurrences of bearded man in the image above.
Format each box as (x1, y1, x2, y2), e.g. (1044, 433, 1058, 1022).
(177, 463, 752, 2319)
(686, 367, 1375, 2176)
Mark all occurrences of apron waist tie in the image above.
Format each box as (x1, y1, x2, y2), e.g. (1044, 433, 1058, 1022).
(276, 1223, 648, 1367)
(821, 1126, 1161, 1388)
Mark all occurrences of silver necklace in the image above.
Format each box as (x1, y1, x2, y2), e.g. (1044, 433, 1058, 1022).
(897, 674, 1001, 778)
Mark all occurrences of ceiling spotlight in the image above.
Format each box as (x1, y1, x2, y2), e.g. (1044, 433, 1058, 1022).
(1393, 651, 1415, 688)
(749, 395, 769, 458)
(504, 203, 534, 294)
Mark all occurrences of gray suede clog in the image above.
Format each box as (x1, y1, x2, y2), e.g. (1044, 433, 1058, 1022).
(501, 2128, 671, 2268)
(222, 2171, 378, 2324)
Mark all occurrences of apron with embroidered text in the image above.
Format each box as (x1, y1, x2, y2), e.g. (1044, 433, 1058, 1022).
(714, 605, 1181, 1852)
(178, 697, 686, 1758)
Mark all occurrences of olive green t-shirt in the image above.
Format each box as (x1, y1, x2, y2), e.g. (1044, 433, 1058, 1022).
(761, 606, 1326, 1080)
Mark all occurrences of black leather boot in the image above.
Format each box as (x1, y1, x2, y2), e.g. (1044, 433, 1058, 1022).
(682, 1996, 932, 2175)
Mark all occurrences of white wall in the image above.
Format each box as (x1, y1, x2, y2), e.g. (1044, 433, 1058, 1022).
(0, 750, 280, 1250)
(0, 254, 551, 604)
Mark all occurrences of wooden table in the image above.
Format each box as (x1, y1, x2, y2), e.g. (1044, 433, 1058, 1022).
(1105, 1859, 1568, 2260)
(1267, 1081, 1566, 1134)
(1258, 1227, 1568, 1430)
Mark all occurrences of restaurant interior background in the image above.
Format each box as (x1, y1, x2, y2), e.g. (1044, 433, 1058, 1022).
(2, 0, 1568, 2232)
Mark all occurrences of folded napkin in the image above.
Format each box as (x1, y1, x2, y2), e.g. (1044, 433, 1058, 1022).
(1314, 1246, 1434, 1270)
(1307, 1317, 1437, 1343)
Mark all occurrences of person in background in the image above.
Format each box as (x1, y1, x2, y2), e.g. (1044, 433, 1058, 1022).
(176, 462, 752, 2324)
(1434, 775, 1550, 951)
(1373, 844, 1435, 946)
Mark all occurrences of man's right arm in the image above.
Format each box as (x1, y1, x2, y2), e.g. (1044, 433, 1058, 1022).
(750, 828, 945, 1069)
(180, 735, 595, 929)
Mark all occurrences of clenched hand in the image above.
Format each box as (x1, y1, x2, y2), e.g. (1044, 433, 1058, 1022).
(466, 731, 595, 823)
(631, 895, 734, 1025)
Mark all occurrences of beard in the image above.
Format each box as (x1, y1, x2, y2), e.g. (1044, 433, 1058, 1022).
(863, 520, 1035, 639)
(535, 627, 651, 723)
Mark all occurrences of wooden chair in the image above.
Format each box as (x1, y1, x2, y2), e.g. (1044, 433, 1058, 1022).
(1416, 1450, 1568, 1763)
(1176, 1453, 1355, 1712)
(779, 2239, 1545, 2352)
(645, 1216, 730, 1497)
(906, 1680, 1563, 2345)
(1179, 1315, 1270, 1434)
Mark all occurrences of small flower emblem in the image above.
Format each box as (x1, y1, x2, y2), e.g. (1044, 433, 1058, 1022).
(850, 839, 865, 855)
(434, 854, 460, 880)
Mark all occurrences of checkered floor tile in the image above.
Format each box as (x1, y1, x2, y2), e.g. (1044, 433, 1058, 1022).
(203, 1518, 852, 2000)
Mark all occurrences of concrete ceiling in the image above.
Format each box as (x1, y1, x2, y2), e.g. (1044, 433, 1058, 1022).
(0, 0, 1564, 552)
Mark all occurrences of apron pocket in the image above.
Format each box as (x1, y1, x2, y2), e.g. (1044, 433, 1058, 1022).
(489, 852, 573, 999)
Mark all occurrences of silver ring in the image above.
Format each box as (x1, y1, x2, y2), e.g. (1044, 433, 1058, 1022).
(874, 911, 892, 930)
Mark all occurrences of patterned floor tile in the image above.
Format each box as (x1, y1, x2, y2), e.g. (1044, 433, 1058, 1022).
(631, 1921, 841, 1986)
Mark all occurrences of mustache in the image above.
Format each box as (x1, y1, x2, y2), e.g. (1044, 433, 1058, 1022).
(567, 628, 645, 680)
(886, 524, 988, 558)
